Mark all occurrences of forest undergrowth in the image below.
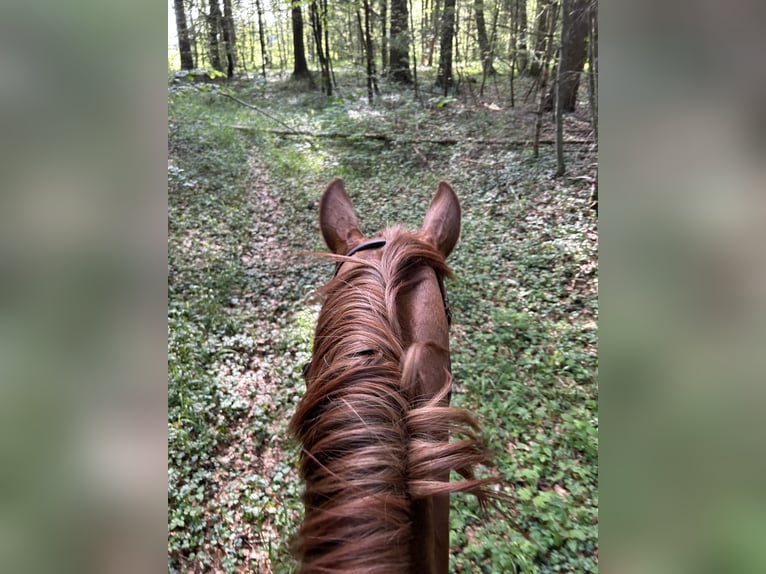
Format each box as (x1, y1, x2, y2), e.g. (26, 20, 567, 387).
(168, 70, 598, 573)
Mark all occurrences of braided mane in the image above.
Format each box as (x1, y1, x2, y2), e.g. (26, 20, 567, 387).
(290, 227, 494, 574)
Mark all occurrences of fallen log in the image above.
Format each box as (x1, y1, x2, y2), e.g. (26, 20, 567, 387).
(231, 125, 594, 147)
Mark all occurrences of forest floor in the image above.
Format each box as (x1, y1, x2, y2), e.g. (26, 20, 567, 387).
(168, 69, 598, 573)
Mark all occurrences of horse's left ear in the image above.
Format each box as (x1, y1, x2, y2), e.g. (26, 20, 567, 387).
(319, 177, 364, 254)
(421, 181, 461, 258)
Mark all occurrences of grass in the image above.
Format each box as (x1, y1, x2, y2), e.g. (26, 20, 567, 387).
(168, 70, 598, 573)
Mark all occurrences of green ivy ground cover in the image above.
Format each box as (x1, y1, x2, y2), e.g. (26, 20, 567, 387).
(168, 74, 598, 573)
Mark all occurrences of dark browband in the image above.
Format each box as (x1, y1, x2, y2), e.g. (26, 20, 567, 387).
(333, 238, 387, 276)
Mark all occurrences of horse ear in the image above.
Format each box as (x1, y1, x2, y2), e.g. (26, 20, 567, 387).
(319, 177, 364, 254)
(421, 181, 461, 258)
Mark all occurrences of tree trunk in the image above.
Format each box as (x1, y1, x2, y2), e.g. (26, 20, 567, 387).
(479, 1, 500, 95)
(516, 0, 528, 74)
(222, 0, 237, 77)
(555, 0, 568, 176)
(309, 0, 332, 94)
(190, 4, 199, 68)
(420, 0, 429, 64)
(173, 0, 195, 70)
(408, 0, 420, 97)
(544, 0, 589, 111)
(533, 0, 558, 157)
(255, 0, 268, 76)
(291, 3, 311, 79)
(389, 0, 412, 83)
(323, 0, 336, 90)
(474, 0, 495, 76)
(529, 0, 553, 77)
(426, 0, 441, 67)
(436, 0, 456, 91)
(588, 1, 598, 140)
(362, 0, 379, 102)
(208, 0, 224, 72)
(380, 0, 389, 73)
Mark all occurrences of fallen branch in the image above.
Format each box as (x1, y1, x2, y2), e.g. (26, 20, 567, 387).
(231, 126, 594, 147)
(219, 92, 303, 136)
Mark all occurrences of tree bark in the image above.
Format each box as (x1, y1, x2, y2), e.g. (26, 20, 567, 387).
(389, 0, 412, 83)
(208, 0, 224, 72)
(426, 0, 441, 67)
(436, 0, 456, 91)
(173, 0, 195, 70)
(515, 0, 528, 74)
(255, 0, 268, 76)
(362, 0, 379, 102)
(545, 0, 589, 112)
(222, 0, 237, 77)
(474, 0, 495, 77)
(309, 0, 332, 94)
(380, 0, 389, 73)
(588, 1, 598, 140)
(555, 0, 568, 176)
(529, 0, 553, 77)
(291, 3, 311, 79)
(533, 0, 558, 157)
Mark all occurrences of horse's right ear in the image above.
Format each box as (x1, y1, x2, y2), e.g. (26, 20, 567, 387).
(421, 181, 461, 258)
(319, 177, 364, 254)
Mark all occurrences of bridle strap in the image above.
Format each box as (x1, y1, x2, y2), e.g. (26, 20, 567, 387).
(333, 237, 387, 276)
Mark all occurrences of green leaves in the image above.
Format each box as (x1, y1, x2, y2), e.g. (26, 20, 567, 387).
(169, 77, 598, 573)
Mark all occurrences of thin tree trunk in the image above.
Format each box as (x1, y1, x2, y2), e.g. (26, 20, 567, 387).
(555, 0, 568, 176)
(474, 0, 495, 77)
(544, 0, 589, 111)
(255, 0, 268, 76)
(354, 5, 362, 66)
(360, 0, 379, 103)
(380, 0, 389, 73)
(309, 0, 332, 94)
(222, 0, 237, 77)
(509, 0, 519, 106)
(426, 0, 441, 67)
(357, 9, 365, 70)
(479, 1, 500, 95)
(323, 0, 336, 90)
(246, 6, 256, 72)
(516, 0, 528, 74)
(420, 0, 429, 64)
(436, 0, 456, 91)
(389, 0, 412, 82)
(208, 0, 223, 72)
(588, 1, 597, 141)
(530, 0, 553, 77)
(173, 0, 195, 70)
(291, 3, 311, 79)
(533, 1, 558, 157)
(274, 0, 286, 73)
(190, 5, 199, 68)
(408, 0, 420, 98)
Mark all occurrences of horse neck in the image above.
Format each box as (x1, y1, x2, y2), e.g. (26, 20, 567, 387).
(397, 265, 452, 400)
(397, 265, 452, 574)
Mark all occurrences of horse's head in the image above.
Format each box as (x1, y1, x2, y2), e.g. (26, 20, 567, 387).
(319, 177, 460, 401)
(291, 178, 494, 574)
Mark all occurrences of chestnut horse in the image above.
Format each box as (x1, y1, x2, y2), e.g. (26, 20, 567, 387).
(290, 178, 495, 574)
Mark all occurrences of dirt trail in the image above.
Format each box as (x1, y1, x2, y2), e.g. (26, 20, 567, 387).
(205, 157, 303, 574)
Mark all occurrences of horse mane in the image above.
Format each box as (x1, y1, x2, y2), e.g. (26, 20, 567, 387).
(289, 227, 495, 574)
